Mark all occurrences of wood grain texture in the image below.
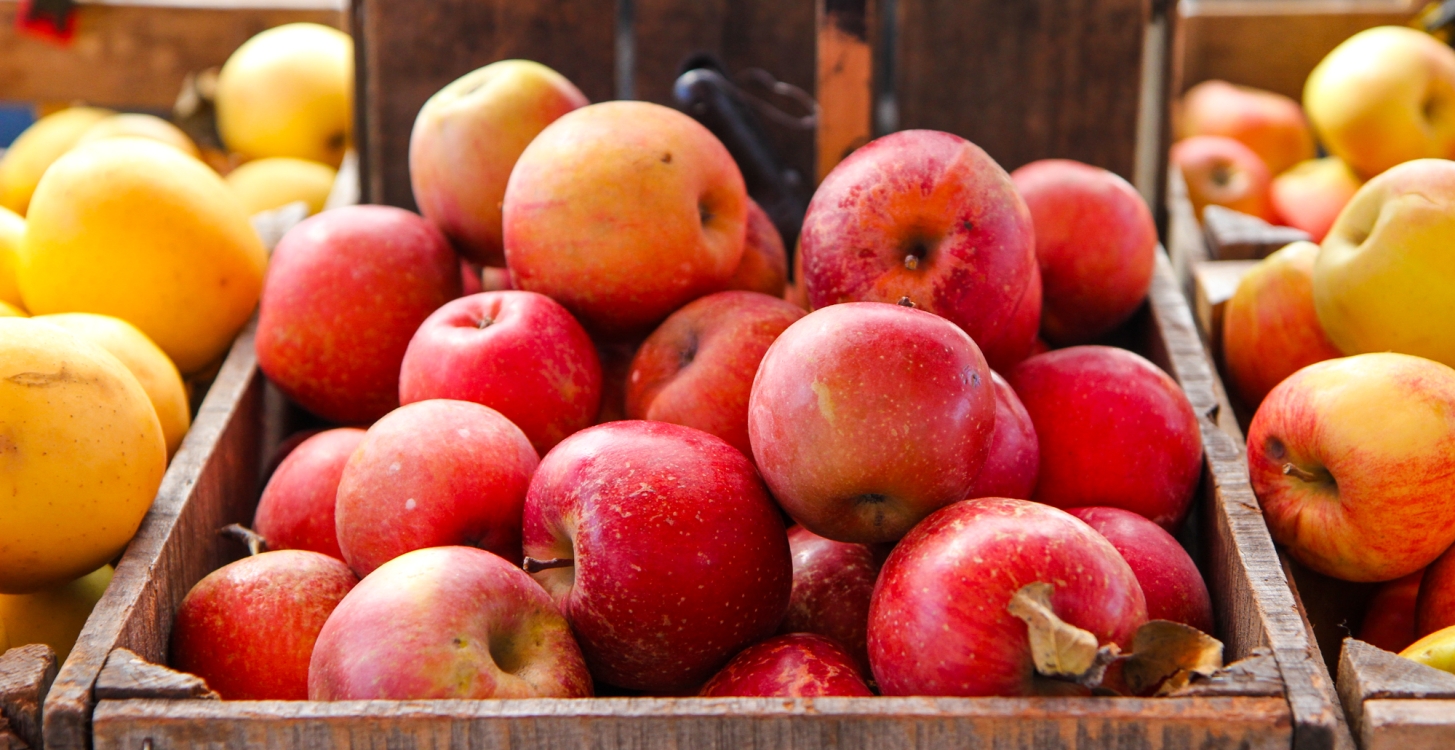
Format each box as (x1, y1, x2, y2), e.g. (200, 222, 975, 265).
(1170, 650, 1285, 697)
(0, 1, 342, 110)
(0, 646, 57, 750)
(1338, 638, 1455, 750)
(42, 323, 264, 750)
(1166, 165, 1211, 294)
(1201, 206, 1309, 262)
(95, 650, 218, 702)
(1357, 700, 1455, 750)
(353, 0, 616, 209)
(91, 696, 1292, 750)
(895, 0, 1151, 179)
(1192, 259, 1257, 361)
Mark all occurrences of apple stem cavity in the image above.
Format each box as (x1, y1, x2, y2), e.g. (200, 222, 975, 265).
(522, 556, 575, 573)
(220, 523, 268, 557)
(475, 316, 494, 329)
(1281, 462, 1322, 484)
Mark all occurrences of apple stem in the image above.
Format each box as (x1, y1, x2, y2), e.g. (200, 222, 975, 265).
(1281, 463, 1320, 483)
(220, 523, 268, 557)
(903, 254, 919, 271)
(523, 556, 575, 573)
(897, 296, 917, 308)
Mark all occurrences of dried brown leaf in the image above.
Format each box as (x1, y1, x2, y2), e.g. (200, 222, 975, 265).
(1122, 619, 1224, 696)
(1008, 582, 1120, 686)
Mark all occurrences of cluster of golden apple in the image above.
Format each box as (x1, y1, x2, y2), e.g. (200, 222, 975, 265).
(1184, 25, 1455, 677)
(0, 22, 352, 663)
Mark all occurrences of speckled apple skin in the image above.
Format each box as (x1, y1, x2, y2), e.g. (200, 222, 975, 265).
(964, 371, 1039, 501)
(868, 497, 1147, 697)
(749, 302, 996, 544)
(626, 290, 804, 458)
(1069, 506, 1214, 634)
(700, 633, 872, 697)
(799, 129, 1039, 372)
(308, 546, 592, 700)
(1008, 346, 1202, 532)
(171, 550, 357, 700)
(779, 526, 881, 675)
(522, 421, 791, 693)
(254, 428, 365, 560)
(335, 400, 538, 577)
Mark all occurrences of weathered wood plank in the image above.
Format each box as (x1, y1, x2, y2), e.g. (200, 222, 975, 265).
(43, 322, 264, 750)
(0, 1, 343, 111)
(0, 646, 57, 750)
(352, 0, 616, 209)
(896, 0, 1151, 179)
(1358, 699, 1455, 750)
(92, 696, 1293, 750)
(1202, 206, 1309, 262)
(816, 0, 874, 182)
(1192, 259, 1258, 358)
(95, 650, 218, 702)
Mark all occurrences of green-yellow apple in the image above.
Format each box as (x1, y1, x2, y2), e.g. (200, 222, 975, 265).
(1271, 157, 1362, 242)
(1247, 353, 1455, 582)
(503, 101, 747, 339)
(1171, 136, 1276, 222)
(1314, 158, 1455, 368)
(411, 60, 587, 267)
(1223, 241, 1343, 407)
(1304, 26, 1455, 178)
(1178, 80, 1315, 176)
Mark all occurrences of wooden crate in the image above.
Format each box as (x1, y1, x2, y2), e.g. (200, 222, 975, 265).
(1, 646, 57, 750)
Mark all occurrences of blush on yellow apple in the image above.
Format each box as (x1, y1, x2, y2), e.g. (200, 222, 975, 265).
(75, 113, 199, 159)
(35, 313, 191, 458)
(1248, 353, 1455, 582)
(411, 59, 587, 267)
(1304, 26, 1455, 179)
(1222, 241, 1343, 407)
(225, 157, 338, 216)
(0, 318, 165, 594)
(216, 23, 353, 168)
(0, 107, 113, 216)
(0, 206, 23, 309)
(1271, 157, 1361, 242)
(0, 302, 22, 317)
(19, 138, 268, 374)
(1178, 80, 1315, 176)
(0, 565, 113, 661)
(1313, 158, 1455, 368)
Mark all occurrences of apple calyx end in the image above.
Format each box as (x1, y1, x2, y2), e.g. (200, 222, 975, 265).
(522, 556, 575, 574)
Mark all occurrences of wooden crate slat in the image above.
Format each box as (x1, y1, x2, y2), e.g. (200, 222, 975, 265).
(90, 695, 1293, 750)
(894, 0, 1151, 180)
(42, 323, 265, 750)
(0, 1, 342, 111)
(352, 0, 617, 209)
(0, 645, 57, 750)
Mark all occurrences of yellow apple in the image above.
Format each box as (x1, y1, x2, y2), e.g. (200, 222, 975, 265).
(1314, 158, 1455, 368)
(0, 205, 22, 308)
(1178, 80, 1315, 176)
(1305, 26, 1455, 178)
(216, 23, 352, 167)
(0, 107, 113, 215)
(0, 302, 24, 318)
(224, 157, 337, 215)
(1401, 623, 1455, 673)
(0, 566, 113, 661)
(410, 59, 587, 266)
(35, 313, 190, 458)
(19, 138, 268, 374)
(75, 113, 200, 159)
(0, 318, 165, 594)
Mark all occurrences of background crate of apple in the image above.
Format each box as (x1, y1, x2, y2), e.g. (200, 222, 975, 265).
(7, 0, 1352, 749)
(1167, 2, 1455, 749)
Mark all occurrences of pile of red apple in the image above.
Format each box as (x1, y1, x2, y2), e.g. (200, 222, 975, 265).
(168, 60, 1218, 702)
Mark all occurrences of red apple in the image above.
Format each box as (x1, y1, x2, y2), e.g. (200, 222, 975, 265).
(253, 428, 364, 560)
(1270, 157, 1361, 243)
(522, 421, 791, 692)
(460, 259, 483, 295)
(1010, 159, 1156, 345)
(262, 428, 323, 484)
(625, 290, 804, 457)
(799, 129, 1039, 372)
(727, 199, 788, 297)
(1419, 544, 1455, 637)
(1171, 136, 1277, 223)
(749, 302, 996, 544)
(1248, 353, 1455, 582)
(308, 546, 591, 700)
(399, 291, 602, 455)
(593, 337, 638, 424)
(256, 205, 462, 424)
(869, 497, 1147, 697)
(170, 550, 357, 700)
(1222, 241, 1343, 407)
(699, 633, 872, 697)
(1008, 346, 1202, 531)
(1361, 569, 1424, 652)
(779, 526, 881, 675)
(503, 101, 747, 338)
(964, 371, 1039, 501)
(1177, 80, 1316, 176)
(482, 266, 513, 291)
(335, 399, 538, 577)
(1068, 506, 1214, 633)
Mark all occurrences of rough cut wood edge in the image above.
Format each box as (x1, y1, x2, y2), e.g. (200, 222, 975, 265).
(95, 650, 217, 703)
(1201, 206, 1308, 262)
(1338, 639, 1455, 750)
(0, 646, 57, 750)
(1357, 699, 1455, 750)
(91, 696, 1292, 750)
(1169, 649, 1284, 697)
(42, 323, 263, 750)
